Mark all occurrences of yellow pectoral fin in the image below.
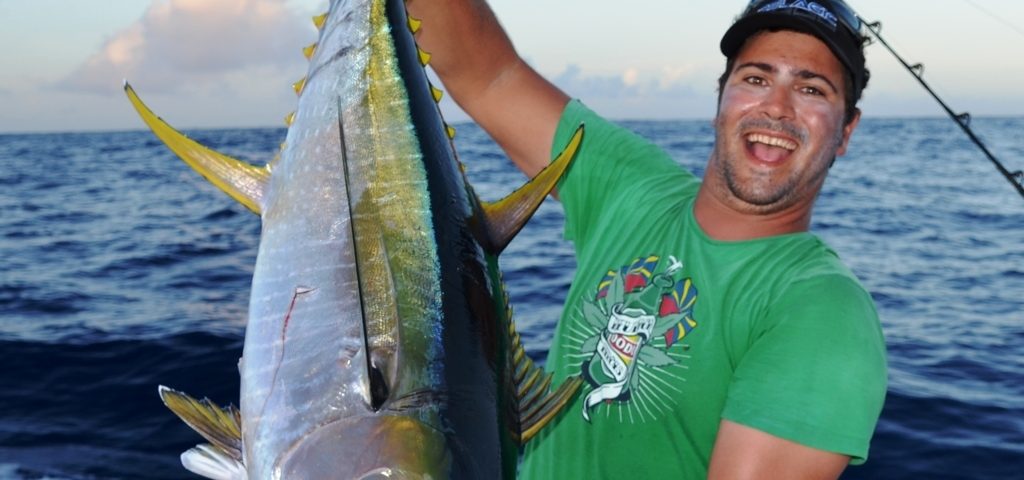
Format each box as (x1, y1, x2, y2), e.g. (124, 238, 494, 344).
(123, 82, 269, 214)
(480, 124, 584, 254)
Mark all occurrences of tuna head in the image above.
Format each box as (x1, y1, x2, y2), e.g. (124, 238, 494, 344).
(274, 415, 450, 479)
(159, 386, 451, 479)
(127, 0, 584, 478)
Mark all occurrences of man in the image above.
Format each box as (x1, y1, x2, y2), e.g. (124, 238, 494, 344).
(406, 0, 887, 478)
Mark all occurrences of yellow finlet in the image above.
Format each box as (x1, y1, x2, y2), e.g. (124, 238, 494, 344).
(123, 82, 269, 214)
(302, 42, 317, 60)
(417, 47, 431, 66)
(313, 12, 328, 30)
(446, 125, 456, 139)
(430, 84, 444, 103)
(407, 16, 422, 34)
(284, 111, 296, 126)
(292, 77, 306, 96)
(506, 316, 583, 444)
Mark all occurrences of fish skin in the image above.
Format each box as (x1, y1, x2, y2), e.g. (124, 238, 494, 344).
(126, 0, 584, 478)
(244, 0, 494, 475)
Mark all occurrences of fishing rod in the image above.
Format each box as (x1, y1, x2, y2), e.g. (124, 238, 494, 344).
(856, 15, 1024, 200)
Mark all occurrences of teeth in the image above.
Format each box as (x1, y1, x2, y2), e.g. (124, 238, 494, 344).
(747, 133, 796, 151)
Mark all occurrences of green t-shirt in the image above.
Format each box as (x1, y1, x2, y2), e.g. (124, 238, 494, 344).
(519, 100, 887, 479)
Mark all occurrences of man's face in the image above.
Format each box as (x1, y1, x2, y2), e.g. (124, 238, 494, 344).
(708, 30, 860, 215)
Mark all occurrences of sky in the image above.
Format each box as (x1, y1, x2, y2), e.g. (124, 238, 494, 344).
(0, 0, 1022, 133)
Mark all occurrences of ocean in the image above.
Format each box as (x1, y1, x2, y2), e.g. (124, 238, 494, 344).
(1, 117, 1022, 478)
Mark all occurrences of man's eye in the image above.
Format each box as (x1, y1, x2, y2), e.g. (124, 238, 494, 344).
(744, 76, 765, 86)
(802, 86, 824, 96)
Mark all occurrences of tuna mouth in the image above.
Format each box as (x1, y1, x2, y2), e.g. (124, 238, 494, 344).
(745, 132, 798, 163)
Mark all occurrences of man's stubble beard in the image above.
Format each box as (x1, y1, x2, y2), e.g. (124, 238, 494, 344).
(712, 116, 843, 213)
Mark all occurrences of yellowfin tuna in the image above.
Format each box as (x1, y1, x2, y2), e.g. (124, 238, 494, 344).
(125, 0, 584, 477)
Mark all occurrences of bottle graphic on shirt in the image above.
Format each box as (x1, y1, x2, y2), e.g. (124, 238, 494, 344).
(582, 272, 674, 421)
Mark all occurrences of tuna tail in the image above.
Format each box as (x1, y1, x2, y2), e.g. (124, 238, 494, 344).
(123, 82, 270, 214)
(158, 386, 246, 480)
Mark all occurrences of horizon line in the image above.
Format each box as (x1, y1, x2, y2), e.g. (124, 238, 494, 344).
(3, 113, 1024, 136)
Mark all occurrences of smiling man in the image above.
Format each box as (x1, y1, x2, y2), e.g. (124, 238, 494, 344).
(407, 0, 887, 478)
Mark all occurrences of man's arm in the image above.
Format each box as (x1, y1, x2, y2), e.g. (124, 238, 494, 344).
(405, 0, 569, 178)
(708, 420, 850, 480)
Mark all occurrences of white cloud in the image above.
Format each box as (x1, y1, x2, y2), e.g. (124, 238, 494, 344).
(659, 65, 702, 91)
(622, 67, 639, 87)
(548, 64, 717, 119)
(56, 0, 313, 95)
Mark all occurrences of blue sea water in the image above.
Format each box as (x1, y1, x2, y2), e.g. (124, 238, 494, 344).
(1, 117, 1022, 479)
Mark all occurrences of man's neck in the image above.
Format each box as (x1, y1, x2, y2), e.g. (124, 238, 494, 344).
(692, 185, 813, 241)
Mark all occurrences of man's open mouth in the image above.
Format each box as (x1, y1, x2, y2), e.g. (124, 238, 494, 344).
(746, 133, 797, 163)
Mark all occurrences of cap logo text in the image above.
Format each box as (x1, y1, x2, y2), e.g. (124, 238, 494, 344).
(757, 0, 839, 30)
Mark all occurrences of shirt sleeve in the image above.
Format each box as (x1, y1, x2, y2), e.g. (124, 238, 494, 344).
(720, 271, 888, 464)
(550, 100, 697, 247)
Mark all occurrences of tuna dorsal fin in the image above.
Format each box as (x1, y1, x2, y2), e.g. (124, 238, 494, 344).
(509, 317, 584, 444)
(123, 82, 270, 214)
(157, 386, 243, 464)
(480, 124, 584, 254)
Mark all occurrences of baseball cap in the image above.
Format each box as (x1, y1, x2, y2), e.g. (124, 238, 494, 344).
(720, 0, 868, 95)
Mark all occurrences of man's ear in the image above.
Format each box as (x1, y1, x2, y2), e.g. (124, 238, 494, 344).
(836, 107, 862, 157)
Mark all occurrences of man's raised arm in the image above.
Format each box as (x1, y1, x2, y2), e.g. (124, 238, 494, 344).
(405, 0, 569, 178)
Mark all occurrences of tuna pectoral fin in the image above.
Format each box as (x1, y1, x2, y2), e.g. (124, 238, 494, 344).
(481, 124, 584, 254)
(157, 385, 244, 477)
(180, 444, 246, 480)
(337, 113, 397, 412)
(123, 82, 270, 214)
(509, 320, 584, 444)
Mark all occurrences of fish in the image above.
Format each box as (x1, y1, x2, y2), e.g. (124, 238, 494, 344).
(123, 0, 585, 478)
